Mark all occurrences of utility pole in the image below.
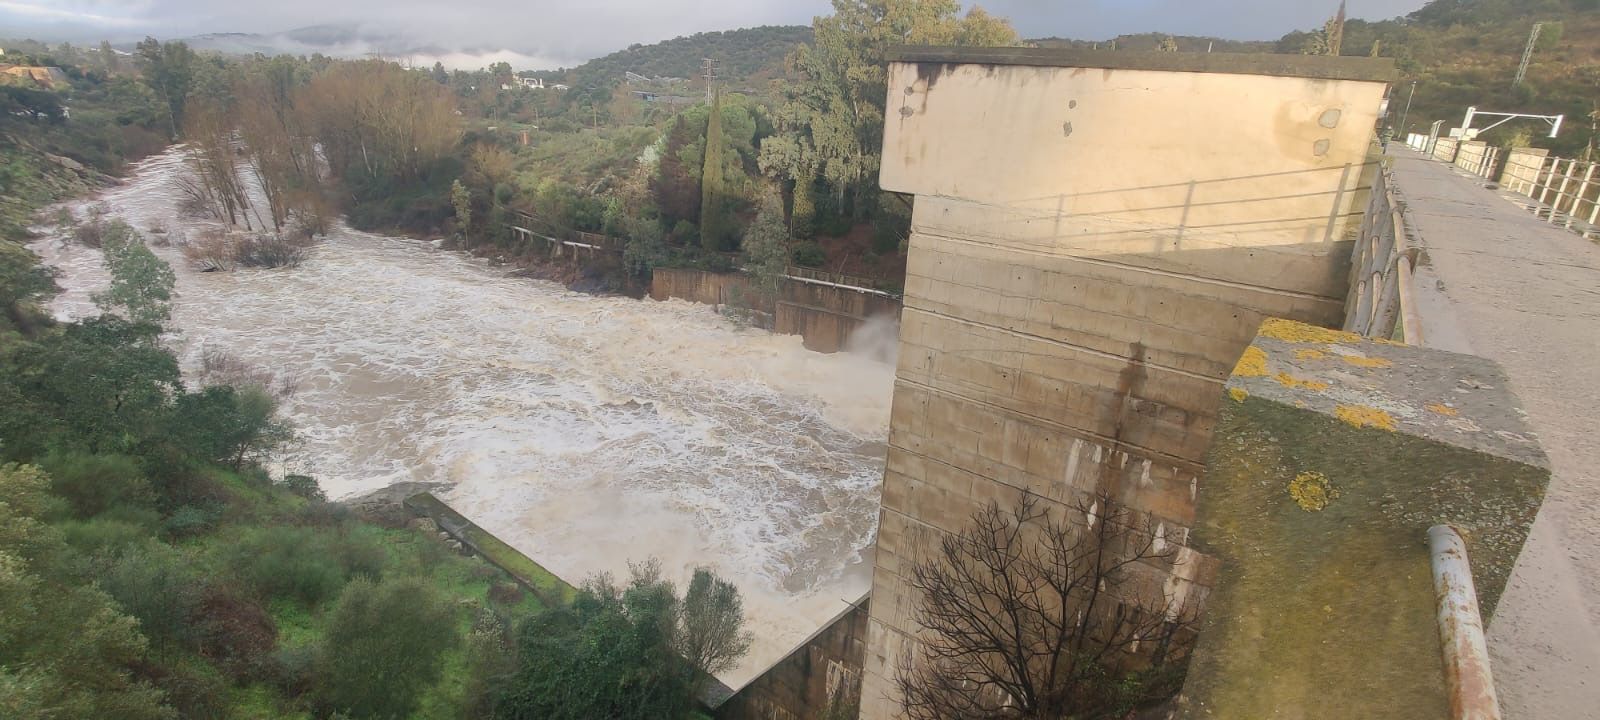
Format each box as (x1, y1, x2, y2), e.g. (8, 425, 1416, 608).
(701, 57, 718, 105)
(1398, 80, 1417, 135)
(1514, 22, 1543, 89)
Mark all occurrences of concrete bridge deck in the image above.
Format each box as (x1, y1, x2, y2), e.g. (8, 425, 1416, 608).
(1390, 147, 1600, 719)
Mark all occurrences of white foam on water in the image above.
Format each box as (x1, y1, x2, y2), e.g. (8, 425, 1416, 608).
(31, 147, 895, 687)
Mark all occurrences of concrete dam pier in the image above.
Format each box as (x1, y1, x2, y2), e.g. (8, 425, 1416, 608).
(686, 47, 1550, 720)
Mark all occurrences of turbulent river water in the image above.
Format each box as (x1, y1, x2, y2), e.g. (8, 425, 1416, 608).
(33, 148, 895, 687)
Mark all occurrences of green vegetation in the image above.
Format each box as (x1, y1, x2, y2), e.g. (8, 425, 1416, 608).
(0, 49, 749, 719)
(404, 492, 576, 605)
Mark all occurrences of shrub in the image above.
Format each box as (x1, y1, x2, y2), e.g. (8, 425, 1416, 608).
(235, 232, 313, 268)
(41, 452, 153, 519)
(280, 474, 326, 503)
(317, 576, 460, 719)
(227, 526, 375, 606)
(194, 584, 278, 681)
(161, 504, 218, 539)
(58, 509, 161, 554)
(791, 241, 826, 268)
(98, 542, 204, 652)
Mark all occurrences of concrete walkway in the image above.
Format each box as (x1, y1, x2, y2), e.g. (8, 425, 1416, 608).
(1389, 147, 1600, 719)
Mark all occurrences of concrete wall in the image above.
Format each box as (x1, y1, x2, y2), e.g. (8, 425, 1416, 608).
(718, 598, 870, 720)
(650, 267, 756, 307)
(651, 268, 903, 354)
(861, 48, 1393, 719)
(1178, 319, 1547, 718)
(1501, 147, 1549, 192)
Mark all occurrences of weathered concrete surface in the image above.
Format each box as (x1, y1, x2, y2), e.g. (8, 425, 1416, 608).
(862, 51, 1392, 718)
(1389, 147, 1600, 720)
(1178, 319, 1548, 720)
(717, 596, 869, 720)
(650, 267, 902, 353)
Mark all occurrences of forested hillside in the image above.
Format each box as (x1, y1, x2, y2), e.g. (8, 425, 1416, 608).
(1302, 0, 1600, 156)
(536, 26, 814, 88)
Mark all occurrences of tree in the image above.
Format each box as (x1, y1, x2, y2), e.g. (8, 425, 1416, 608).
(700, 89, 727, 251)
(303, 60, 460, 186)
(498, 561, 692, 720)
(743, 189, 790, 299)
(317, 576, 459, 719)
(761, 1, 1016, 223)
(0, 464, 174, 720)
(92, 222, 175, 326)
(676, 567, 754, 698)
(652, 115, 703, 233)
(431, 61, 449, 85)
(497, 560, 752, 720)
(895, 491, 1199, 720)
(0, 316, 181, 458)
(100, 40, 120, 73)
(135, 37, 197, 137)
(452, 179, 473, 237)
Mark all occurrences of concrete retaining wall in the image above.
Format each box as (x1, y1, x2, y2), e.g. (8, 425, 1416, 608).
(651, 267, 903, 354)
(717, 597, 870, 720)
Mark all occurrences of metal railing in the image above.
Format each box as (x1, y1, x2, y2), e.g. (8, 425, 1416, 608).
(1500, 153, 1600, 236)
(1344, 165, 1424, 345)
(1429, 525, 1502, 720)
(784, 265, 902, 299)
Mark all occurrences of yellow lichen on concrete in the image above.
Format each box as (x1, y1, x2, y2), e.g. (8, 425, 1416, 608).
(1294, 348, 1329, 361)
(1288, 471, 1340, 511)
(1341, 354, 1393, 369)
(1274, 372, 1330, 392)
(1426, 403, 1460, 417)
(1233, 346, 1269, 377)
(1259, 318, 1362, 345)
(1335, 404, 1398, 432)
(1228, 387, 1249, 403)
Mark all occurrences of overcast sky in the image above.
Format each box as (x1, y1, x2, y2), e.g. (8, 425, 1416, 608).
(2, 0, 1429, 67)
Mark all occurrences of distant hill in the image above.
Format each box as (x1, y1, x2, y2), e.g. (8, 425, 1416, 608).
(1031, 33, 1273, 53)
(535, 26, 813, 90)
(1337, 0, 1600, 155)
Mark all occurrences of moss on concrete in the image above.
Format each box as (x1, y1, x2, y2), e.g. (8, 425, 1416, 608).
(1178, 319, 1549, 719)
(404, 493, 576, 605)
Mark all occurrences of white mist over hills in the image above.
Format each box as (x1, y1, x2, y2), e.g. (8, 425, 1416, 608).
(171, 23, 571, 71)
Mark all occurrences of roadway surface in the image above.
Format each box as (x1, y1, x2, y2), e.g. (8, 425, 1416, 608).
(1389, 147, 1600, 719)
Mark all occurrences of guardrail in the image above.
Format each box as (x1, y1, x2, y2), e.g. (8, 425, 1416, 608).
(1500, 153, 1600, 236)
(784, 265, 902, 299)
(1344, 164, 1424, 345)
(1429, 525, 1502, 720)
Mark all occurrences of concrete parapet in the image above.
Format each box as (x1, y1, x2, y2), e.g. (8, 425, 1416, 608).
(1177, 319, 1548, 718)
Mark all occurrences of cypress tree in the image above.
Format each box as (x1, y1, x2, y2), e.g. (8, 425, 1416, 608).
(700, 90, 725, 252)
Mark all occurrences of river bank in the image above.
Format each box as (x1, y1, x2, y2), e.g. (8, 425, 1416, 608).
(34, 145, 896, 687)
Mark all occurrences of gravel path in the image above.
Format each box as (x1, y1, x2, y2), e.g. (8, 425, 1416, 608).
(1390, 147, 1600, 719)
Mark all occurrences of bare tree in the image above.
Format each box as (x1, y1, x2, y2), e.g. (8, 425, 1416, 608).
(896, 491, 1199, 720)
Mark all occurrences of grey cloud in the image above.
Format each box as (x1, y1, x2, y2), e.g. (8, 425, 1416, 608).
(3, 0, 1430, 68)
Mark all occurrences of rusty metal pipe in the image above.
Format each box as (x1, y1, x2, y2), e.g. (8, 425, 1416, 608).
(1429, 525, 1501, 720)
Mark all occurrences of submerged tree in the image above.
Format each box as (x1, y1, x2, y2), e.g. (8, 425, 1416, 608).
(896, 491, 1200, 720)
(93, 222, 175, 327)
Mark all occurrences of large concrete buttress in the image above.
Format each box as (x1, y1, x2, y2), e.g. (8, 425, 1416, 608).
(860, 48, 1395, 719)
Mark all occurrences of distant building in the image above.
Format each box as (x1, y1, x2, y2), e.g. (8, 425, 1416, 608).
(551, 83, 570, 91)
(518, 76, 545, 89)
